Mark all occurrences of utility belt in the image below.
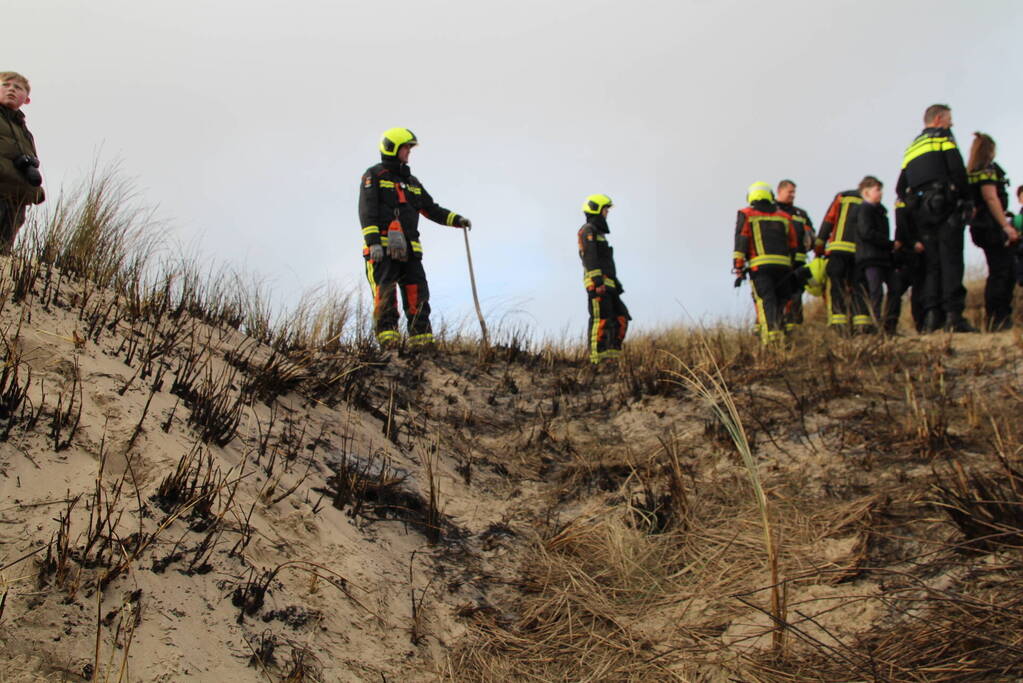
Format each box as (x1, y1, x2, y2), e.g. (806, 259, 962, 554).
(906, 180, 956, 217)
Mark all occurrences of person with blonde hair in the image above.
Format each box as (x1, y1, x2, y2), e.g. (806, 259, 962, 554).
(0, 71, 45, 253)
(967, 132, 1020, 330)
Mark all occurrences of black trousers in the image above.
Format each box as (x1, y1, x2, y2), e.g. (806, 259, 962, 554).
(825, 252, 863, 326)
(587, 286, 629, 364)
(0, 199, 27, 254)
(364, 256, 432, 345)
(889, 253, 926, 331)
(914, 204, 967, 316)
(750, 265, 791, 342)
(982, 243, 1015, 327)
(858, 265, 901, 332)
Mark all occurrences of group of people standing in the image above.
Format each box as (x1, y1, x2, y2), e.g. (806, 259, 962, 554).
(733, 104, 1022, 343)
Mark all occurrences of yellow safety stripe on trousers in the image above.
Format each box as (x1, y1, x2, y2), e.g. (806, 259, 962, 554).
(749, 254, 793, 268)
(409, 333, 434, 346)
(379, 180, 395, 188)
(901, 135, 957, 168)
(852, 315, 873, 326)
(445, 212, 457, 226)
(362, 225, 380, 236)
(751, 279, 769, 344)
(968, 170, 998, 183)
(365, 259, 378, 294)
(377, 330, 399, 343)
(589, 297, 602, 364)
(825, 276, 847, 326)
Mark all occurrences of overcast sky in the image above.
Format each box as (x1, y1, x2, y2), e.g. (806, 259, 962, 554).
(9, 0, 1023, 342)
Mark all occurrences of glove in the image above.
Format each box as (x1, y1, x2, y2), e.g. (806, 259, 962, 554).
(732, 258, 745, 275)
(386, 228, 408, 261)
(813, 238, 825, 257)
(368, 244, 383, 263)
(457, 216, 472, 230)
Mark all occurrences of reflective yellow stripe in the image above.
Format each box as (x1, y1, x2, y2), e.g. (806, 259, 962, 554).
(832, 196, 862, 246)
(732, 251, 745, 260)
(377, 330, 399, 343)
(589, 297, 602, 364)
(409, 333, 434, 346)
(603, 278, 617, 289)
(407, 185, 422, 195)
(379, 180, 395, 188)
(794, 253, 807, 263)
(411, 241, 423, 253)
(445, 212, 457, 226)
(895, 200, 906, 209)
(826, 241, 856, 253)
(362, 225, 380, 236)
(968, 170, 997, 183)
(749, 216, 789, 266)
(750, 255, 793, 268)
(902, 135, 957, 168)
(853, 315, 872, 326)
(595, 235, 607, 242)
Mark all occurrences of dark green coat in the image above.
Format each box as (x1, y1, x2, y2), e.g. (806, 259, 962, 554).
(0, 105, 44, 205)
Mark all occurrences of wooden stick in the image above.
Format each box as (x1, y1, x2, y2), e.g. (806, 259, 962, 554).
(462, 228, 490, 347)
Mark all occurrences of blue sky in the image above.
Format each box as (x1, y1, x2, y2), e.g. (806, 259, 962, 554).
(9, 0, 1023, 342)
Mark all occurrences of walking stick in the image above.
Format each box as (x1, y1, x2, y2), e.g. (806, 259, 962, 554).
(462, 227, 490, 347)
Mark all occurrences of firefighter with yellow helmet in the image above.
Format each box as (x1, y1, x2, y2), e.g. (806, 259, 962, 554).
(733, 182, 799, 344)
(578, 194, 630, 364)
(358, 128, 471, 348)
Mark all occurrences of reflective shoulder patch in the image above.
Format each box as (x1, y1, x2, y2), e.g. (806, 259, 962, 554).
(363, 175, 372, 189)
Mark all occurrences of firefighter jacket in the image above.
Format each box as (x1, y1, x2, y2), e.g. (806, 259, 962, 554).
(895, 127, 968, 201)
(358, 158, 464, 259)
(854, 201, 893, 268)
(817, 190, 862, 255)
(777, 202, 814, 263)
(0, 105, 44, 205)
(578, 214, 621, 291)
(968, 162, 1010, 249)
(733, 201, 798, 271)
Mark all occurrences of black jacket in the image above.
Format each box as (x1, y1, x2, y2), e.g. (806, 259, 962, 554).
(854, 201, 892, 268)
(0, 105, 44, 205)
(896, 127, 968, 200)
(968, 162, 1010, 249)
(777, 202, 814, 262)
(358, 158, 463, 259)
(578, 214, 621, 291)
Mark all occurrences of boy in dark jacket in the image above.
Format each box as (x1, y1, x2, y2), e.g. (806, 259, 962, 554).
(0, 71, 45, 253)
(855, 176, 898, 334)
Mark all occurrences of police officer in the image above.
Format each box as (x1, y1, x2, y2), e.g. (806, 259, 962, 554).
(358, 128, 471, 348)
(578, 194, 630, 364)
(734, 182, 798, 344)
(896, 104, 975, 332)
(775, 179, 814, 329)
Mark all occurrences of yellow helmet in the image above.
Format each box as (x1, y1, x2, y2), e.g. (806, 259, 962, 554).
(583, 194, 614, 215)
(747, 181, 774, 204)
(380, 127, 418, 157)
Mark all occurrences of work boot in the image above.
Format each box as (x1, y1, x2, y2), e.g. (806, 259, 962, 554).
(988, 316, 1013, 332)
(921, 309, 943, 333)
(945, 315, 978, 333)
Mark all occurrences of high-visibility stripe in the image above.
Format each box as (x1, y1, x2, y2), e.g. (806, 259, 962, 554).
(853, 315, 872, 326)
(829, 314, 849, 325)
(379, 180, 396, 188)
(445, 212, 457, 226)
(407, 185, 422, 195)
(409, 333, 434, 346)
(595, 235, 607, 242)
(411, 241, 423, 253)
(589, 297, 602, 364)
(377, 330, 399, 343)
(826, 241, 856, 254)
(794, 253, 808, 263)
(830, 196, 862, 247)
(750, 255, 793, 268)
(362, 226, 380, 236)
(733, 251, 745, 260)
(901, 135, 957, 168)
(752, 280, 769, 344)
(968, 170, 998, 183)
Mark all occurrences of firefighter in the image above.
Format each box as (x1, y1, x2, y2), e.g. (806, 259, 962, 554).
(358, 128, 471, 348)
(578, 194, 630, 364)
(895, 104, 975, 332)
(814, 187, 864, 333)
(775, 179, 815, 330)
(734, 182, 799, 344)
